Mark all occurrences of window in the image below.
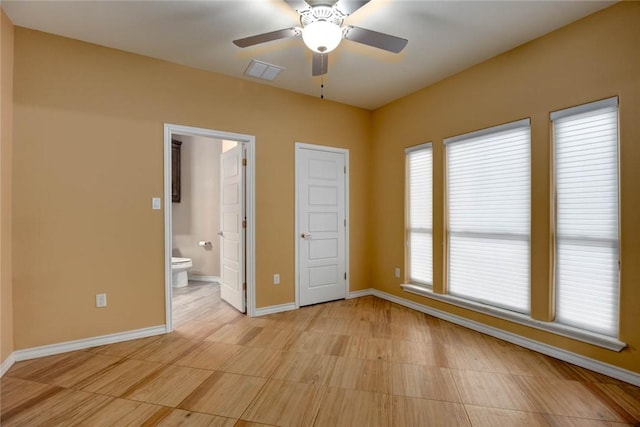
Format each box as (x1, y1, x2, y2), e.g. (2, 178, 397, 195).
(445, 119, 531, 313)
(552, 97, 619, 337)
(406, 144, 432, 286)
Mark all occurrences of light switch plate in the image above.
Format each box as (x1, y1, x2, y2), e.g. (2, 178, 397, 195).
(395, 268, 401, 278)
(152, 197, 161, 210)
(273, 274, 280, 285)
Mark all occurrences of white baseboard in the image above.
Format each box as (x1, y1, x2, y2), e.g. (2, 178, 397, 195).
(11, 325, 167, 363)
(367, 288, 640, 387)
(0, 352, 16, 377)
(188, 275, 220, 283)
(348, 289, 374, 299)
(254, 302, 297, 317)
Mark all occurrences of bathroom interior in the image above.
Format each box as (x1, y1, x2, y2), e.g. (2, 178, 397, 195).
(171, 134, 238, 324)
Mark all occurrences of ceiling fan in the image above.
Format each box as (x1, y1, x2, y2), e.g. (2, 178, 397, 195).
(232, 0, 408, 76)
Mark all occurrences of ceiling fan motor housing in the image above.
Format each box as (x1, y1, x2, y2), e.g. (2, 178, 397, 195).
(300, 5, 345, 53)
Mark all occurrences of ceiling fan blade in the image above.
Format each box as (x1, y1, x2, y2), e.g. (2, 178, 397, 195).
(283, 0, 311, 12)
(312, 52, 328, 76)
(343, 26, 408, 53)
(336, 0, 370, 15)
(233, 28, 300, 48)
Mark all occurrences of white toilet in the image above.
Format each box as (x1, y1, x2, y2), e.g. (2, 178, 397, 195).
(171, 257, 193, 288)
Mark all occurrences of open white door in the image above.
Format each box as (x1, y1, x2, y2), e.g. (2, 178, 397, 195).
(219, 143, 246, 313)
(297, 145, 348, 306)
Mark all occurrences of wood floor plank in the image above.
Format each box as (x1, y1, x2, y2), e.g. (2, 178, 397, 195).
(16, 352, 121, 388)
(497, 348, 570, 379)
(234, 421, 278, 427)
(76, 358, 164, 396)
(174, 341, 242, 371)
(589, 383, 640, 424)
(156, 409, 237, 426)
(128, 335, 201, 364)
(543, 414, 634, 426)
(0, 377, 57, 415)
(244, 326, 299, 350)
(514, 376, 627, 422)
(329, 357, 392, 394)
(286, 331, 350, 357)
(464, 405, 550, 426)
(452, 370, 538, 411)
(218, 346, 281, 378)
(240, 379, 326, 427)
(179, 371, 266, 419)
(390, 363, 461, 402)
(5, 351, 83, 381)
(87, 335, 163, 358)
(344, 336, 393, 361)
(313, 387, 392, 427)
(270, 351, 338, 385)
(2, 388, 113, 426)
(391, 395, 470, 427)
(440, 343, 511, 373)
(390, 339, 438, 366)
(172, 320, 224, 341)
(205, 324, 263, 345)
(74, 398, 165, 426)
(123, 364, 213, 407)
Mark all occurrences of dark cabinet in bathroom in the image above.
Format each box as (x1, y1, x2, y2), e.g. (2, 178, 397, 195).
(172, 139, 182, 203)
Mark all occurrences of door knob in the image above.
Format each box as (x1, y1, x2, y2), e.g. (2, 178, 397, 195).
(218, 231, 224, 237)
(301, 233, 312, 239)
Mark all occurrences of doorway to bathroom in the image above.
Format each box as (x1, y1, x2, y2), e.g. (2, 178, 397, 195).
(163, 124, 256, 332)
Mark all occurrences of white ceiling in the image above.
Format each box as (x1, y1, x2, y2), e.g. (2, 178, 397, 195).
(3, 0, 615, 110)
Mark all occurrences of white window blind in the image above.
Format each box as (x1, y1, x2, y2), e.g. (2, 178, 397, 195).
(406, 144, 432, 286)
(552, 97, 619, 337)
(445, 119, 531, 313)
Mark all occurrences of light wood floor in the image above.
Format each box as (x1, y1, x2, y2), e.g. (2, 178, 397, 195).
(2, 283, 640, 426)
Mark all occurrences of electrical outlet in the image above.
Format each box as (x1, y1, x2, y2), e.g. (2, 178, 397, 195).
(395, 268, 401, 278)
(273, 274, 280, 285)
(96, 293, 107, 308)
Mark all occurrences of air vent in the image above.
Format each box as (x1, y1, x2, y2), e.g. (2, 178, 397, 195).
(244, 60, 284, 81)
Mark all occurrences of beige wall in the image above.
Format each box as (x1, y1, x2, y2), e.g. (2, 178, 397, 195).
(371, 2, 640, 373)
(172, 135, 221, 278)
(1, 8, 14, 364)
(12, 28, 372, 349)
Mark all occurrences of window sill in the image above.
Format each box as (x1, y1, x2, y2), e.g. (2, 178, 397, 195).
(401, 283, 626, 352)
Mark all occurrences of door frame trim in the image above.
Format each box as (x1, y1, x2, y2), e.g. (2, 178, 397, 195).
(163, 123, 256, 332)
(294, 142, 350, 308)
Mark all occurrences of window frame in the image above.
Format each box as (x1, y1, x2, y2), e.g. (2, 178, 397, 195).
(405, 142, 433, 288)
(443, 118, 532, 314)
(551, 96, 621, 338)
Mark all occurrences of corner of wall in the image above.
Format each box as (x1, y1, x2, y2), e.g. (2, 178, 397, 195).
(0, 6, 15, 367)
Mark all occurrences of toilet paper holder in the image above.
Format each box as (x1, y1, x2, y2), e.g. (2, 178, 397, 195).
(198, 241, 212, 248)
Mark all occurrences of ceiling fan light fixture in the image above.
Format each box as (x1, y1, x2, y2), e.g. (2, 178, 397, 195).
(302, 20, 342, 53)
